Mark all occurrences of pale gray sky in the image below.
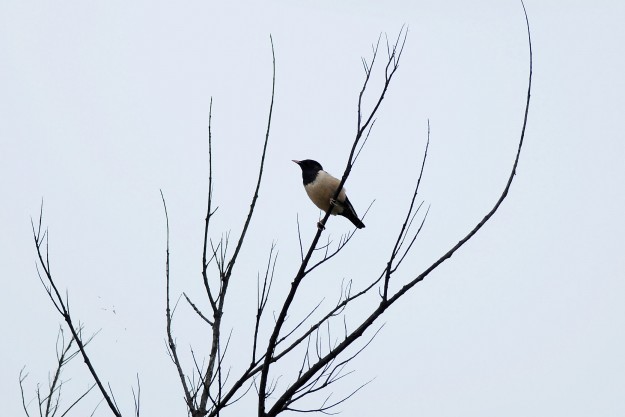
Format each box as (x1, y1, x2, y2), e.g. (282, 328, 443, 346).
(2, 1, 624, 416)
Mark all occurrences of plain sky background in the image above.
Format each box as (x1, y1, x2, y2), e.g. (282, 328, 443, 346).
(2, 1, 624, 416)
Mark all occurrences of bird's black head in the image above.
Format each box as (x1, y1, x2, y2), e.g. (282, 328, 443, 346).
(293, 159, 323, 185)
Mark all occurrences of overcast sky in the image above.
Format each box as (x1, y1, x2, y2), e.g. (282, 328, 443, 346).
(2, 1, 624, 416)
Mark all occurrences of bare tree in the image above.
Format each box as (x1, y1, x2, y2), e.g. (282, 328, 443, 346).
(19, 327, 98, 417)
(27, 4, 532, 416)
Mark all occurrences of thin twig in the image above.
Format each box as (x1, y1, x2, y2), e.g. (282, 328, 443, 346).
(183, 292, 214, 326)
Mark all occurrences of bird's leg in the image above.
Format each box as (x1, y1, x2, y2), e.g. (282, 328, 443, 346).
(330, 198, 345, 209)
(317, 212, 326, 230)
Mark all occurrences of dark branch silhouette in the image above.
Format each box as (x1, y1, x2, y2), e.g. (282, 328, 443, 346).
(20, 327, 97, 417)
(31, 205, 123, 417)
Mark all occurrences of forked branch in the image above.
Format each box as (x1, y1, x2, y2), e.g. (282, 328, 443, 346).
(266, 6, 532, 415)
(19, 327, 97, 417)
(31, 205, 122, 417)
(257, 26, 409, 417)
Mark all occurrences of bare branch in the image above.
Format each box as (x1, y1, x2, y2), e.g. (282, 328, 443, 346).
(296, 214, 304, 262)
(183, 292, 214, 326)
(131, 374, 141, 417)
(266, 13, 532, 415)
(20, 327, 97, 417)
(224, 35, 276, 280)
(388, 0, 533, 305)
(31, 211, 122, 417)
(89, 398, 104, 417)
(19, 368, 33, 417)
(258, 30, 408, 416)
(161, 190, 195, 411)
(202, 97, 219, 312)
(59, 385, 96, 417)
(383, 120, 431, 298)
(199, 36, 277, 417)
(253, 244, 278, 362)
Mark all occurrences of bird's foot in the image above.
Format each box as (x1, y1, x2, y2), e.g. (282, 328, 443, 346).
(317, 221, 326, 231)
(329, 198, 338, 207)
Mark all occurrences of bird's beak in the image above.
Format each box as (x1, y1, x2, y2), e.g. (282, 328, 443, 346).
(292, 160, 300, 165)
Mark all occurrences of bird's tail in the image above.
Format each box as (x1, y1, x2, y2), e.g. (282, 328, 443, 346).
(340, 198, 365, 229)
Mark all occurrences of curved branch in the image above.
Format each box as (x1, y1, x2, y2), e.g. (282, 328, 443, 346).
(31, 212, 122, 417)
(389, 0, 532, 305)
(267, 8, 532, 415)
(161, 191, 195, 411)
(225, 36, 276, 279)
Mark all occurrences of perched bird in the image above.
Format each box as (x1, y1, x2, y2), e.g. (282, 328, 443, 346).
(293, 159, 365, 229)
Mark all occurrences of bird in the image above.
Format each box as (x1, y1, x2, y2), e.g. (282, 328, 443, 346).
(293, 159, 365, 229)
